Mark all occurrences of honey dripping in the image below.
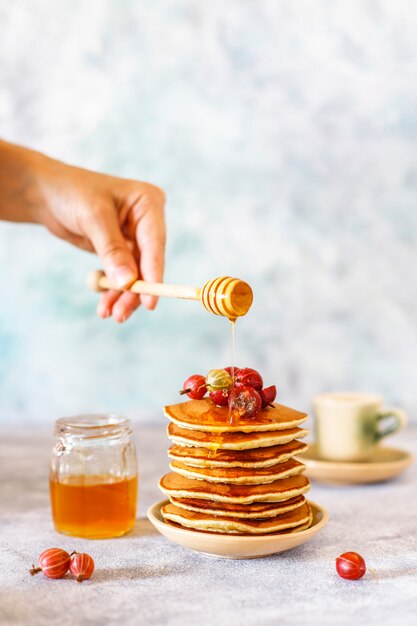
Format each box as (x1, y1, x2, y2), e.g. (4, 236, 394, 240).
(50, 474, 137, 539)
(207, 318, 238, 458)
(207, 434, 222, 459)
(228, 318, 237, 425)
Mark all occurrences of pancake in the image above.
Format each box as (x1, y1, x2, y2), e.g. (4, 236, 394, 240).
(169, 457, 306, 485)
(159, 472, 310, 504)
(164, 398, 307, 433)
(161, 501, 312, 534)
(170, 495, 306, 519)
(167, 422, 309, 451)
(168, 440, 308, 468)
(164, 516, 312, 535)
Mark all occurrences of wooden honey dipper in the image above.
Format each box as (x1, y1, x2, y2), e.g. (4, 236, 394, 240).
(87, 270, 253, 319)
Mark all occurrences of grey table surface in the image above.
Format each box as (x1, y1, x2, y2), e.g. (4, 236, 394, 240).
(0, 423, 416, 626)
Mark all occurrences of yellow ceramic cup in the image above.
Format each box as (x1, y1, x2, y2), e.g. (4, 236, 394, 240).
(313, 392, 407, 462)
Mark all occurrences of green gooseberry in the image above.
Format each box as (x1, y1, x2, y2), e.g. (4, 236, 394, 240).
(206, 369, 232, 392)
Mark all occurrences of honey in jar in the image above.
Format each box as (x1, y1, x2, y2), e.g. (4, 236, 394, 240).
(50, 415, 138, 539)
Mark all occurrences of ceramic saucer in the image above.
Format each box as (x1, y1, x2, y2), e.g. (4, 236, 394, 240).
(298, 444, 414, 485)
(147, 499, 328, 559)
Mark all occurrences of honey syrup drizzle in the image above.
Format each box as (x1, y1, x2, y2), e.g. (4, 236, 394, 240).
(208, 318, 237, 458)
(228, 318, 237, 425)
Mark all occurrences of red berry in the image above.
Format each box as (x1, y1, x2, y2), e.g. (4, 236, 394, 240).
(336, 552, 366, 580)
(224, 366, 240, 378)
(228, 386, 262, 419)
(70, 552, 95, 583)
(179, 375, 207, 400)
(209, 390, 229, 406)
(259, 385, 277, 408)
(29, 548, 71, 579)
(235, 368, 263, 391)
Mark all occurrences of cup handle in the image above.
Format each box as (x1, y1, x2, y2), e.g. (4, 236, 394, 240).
(375, 408, 407, 442)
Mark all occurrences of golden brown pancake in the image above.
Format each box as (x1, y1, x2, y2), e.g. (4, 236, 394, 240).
(168, 440, 308, 468)
(167, 422, 308, 451)
(169, 457, 306, 485)
(164, 398, 307, 433)
(164, 515, 313, 535)
(161, 501, 312, 534)
(170, 495, 306, 519)
(159, 472, 310, 504)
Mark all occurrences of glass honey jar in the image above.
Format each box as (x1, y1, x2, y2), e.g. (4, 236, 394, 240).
(50, 415, 138, 539)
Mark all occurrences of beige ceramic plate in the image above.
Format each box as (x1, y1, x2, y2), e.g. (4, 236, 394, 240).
(298, 444, 414, 485)
(147, 499, 328, 559)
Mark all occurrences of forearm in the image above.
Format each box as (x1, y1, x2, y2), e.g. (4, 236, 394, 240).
(0, 140, 48, 223)
(0, 140, 166, 320)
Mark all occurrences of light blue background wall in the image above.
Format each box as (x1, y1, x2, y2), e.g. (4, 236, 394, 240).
(1, 0, 416, 424)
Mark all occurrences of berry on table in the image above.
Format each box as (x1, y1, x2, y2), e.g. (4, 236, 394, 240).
(29, 548, 71, 579)
(336, 552, 366, 580)
(70, 552, 95, 582)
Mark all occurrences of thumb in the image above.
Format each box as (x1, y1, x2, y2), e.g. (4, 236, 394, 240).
(84, 206, 137, 288)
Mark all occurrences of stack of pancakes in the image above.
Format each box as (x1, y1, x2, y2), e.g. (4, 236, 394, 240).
(159, 398, 312, 535)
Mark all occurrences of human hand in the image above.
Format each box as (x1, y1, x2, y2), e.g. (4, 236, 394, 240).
(34, 157, 166, 322)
